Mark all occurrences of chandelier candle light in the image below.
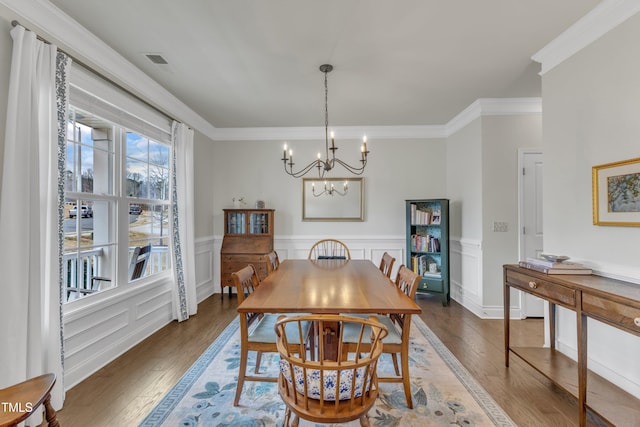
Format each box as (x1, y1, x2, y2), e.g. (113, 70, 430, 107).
(312, 180, 348, 197)
(281, 64, 369, 178)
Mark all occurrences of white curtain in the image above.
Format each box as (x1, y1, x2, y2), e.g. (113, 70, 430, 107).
(171, 121, 197, 321)
(0, 24, 69, 413)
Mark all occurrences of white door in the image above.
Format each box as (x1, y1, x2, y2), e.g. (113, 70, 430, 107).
(520, 151, 545, 317)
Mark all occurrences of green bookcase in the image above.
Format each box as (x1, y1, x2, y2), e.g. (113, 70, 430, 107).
(406, 199, 450, 306)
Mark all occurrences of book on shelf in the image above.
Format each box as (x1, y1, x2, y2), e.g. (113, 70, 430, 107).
(525, 257, 586, 269)
(410, 203, 439, 225)
(518, 261, 592, 275)
(411, 254, 440, 277)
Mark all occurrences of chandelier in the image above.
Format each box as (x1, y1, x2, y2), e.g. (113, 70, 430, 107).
(312, 180, 348, 197)
(281, 64, 369, 178)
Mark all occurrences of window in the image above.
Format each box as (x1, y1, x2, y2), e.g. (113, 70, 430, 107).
(64, 105, 172, 302)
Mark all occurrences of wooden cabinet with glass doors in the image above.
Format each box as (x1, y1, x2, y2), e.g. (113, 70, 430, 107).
(220, 209, 274, 298)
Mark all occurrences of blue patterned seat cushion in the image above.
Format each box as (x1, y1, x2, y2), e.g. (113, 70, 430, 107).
(279, 359, 369, 401)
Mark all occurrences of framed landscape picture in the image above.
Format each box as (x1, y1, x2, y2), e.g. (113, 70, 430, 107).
(592, 157, 640, 226)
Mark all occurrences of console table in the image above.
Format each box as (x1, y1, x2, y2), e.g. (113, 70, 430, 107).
(503, 265, 640, 426)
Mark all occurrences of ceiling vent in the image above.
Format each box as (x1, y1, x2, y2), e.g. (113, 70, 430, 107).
(145, 54, 168, 65)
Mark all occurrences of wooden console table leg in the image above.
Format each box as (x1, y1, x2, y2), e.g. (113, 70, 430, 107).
(549, 302, 556, 350)
(577, 291, 587, 427)
(503, 277, 510, 367)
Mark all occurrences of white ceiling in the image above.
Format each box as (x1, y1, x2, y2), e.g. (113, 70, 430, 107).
(47, 0, 601, 129)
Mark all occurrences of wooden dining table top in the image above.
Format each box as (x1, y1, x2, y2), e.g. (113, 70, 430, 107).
(236, 259, 422, 315)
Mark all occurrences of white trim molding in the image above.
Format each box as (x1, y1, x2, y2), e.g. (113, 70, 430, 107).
(445, 98, 542, 137)
(532, 0, 640, 75)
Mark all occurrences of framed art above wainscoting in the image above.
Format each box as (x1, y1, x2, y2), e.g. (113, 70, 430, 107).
(592, 157, 640, 226)
(302, 177, 364, 221)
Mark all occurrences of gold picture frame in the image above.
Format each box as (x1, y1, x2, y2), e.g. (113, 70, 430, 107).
(592, 157, 640, 226)
(302, 177, 364, 221)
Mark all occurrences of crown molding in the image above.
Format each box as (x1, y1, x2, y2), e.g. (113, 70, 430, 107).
(0, 0, 218, 140)
(212, 125, 448, 141)
(213, 99, 541, 141)
(532, 0, 640, 75)
(444, 98, 541, 136)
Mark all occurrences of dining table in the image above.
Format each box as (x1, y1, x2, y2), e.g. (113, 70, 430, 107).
(236, 258, 422, 315)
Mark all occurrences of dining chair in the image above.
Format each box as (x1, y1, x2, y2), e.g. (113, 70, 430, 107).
(342, 265, 421, 409)
(378, 252, 396, 279)
(0, 373, 59, 427)
(232, 264, 311, 406)
(308, 239, 351, 260)
(275, 314, 388, 426)
(264, 250, 280, 275)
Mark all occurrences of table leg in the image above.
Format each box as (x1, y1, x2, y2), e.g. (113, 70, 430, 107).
(504, 280, 510, 367)
(44, 393, 59, 427)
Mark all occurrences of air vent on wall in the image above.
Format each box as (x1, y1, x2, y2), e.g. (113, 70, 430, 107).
(145, 54, 168, 64)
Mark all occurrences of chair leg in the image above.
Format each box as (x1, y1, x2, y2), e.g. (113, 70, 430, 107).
(254, 351, 263, 374)
(291, 413, 300, 427)
(391, 353, 400, 376)
(359, 414, 370, 426)
(234, 348, 249, 406)
(283, 407, 291, 426)
(400, 349, 413, 409)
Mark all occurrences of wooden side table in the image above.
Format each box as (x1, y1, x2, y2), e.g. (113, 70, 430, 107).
(0, 373, 58, 427)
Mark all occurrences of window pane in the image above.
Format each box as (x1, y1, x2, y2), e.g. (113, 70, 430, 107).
(149, 165, 169, 200)
(126, 158, 149, 198)
(126, 132, 148, 162)
(67, 107, 114, 195)
(64, 198, 115, 302)
(149, 140, 169, 167)
(126, 132, 170, 201)
(128, 203, 170, 281)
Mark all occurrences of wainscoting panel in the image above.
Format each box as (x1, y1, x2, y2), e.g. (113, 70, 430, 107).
(63, 237, 216, 390)
(449, 238, 484, 318)
(195, 237, 215, 301)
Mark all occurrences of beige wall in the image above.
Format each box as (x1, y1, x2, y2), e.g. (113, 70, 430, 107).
(543, 13, 640, 276)
(446, 118, 482, 241)
(193, 130, 216, 238)
(210, 137, 447, 238)
(481, 114, 542, 307)
(542, 12, 640, 397)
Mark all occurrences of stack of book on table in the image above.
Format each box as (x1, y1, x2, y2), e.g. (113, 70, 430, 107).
(518, 257, 592, 275)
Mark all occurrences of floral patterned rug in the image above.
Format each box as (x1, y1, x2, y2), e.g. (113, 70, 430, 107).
(139, 316, 516, 427)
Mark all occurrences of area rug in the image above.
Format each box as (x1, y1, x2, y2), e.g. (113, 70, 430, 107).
(139, 316, 516, 427)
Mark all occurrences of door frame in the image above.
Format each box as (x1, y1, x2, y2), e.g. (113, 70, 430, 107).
(517, 148, 545, 318)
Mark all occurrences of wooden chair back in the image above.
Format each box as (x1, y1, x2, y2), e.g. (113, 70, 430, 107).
(390, 265, 420, 327)
(231, 264, 262, 330)
(275, 314, 388, 426)
(379, 252, 396, 279)
(264, 250, 280, 274)
(308, 239, 351, 260)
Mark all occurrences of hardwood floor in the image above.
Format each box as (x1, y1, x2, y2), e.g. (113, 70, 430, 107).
(52, 293, 606, 426)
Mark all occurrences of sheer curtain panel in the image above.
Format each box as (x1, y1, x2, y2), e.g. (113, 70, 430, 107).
(171, 121, 197, 321)
(0, 25, 69, 414)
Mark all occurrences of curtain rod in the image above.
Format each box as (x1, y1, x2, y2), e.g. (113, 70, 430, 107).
(11, 19, 176, 124)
